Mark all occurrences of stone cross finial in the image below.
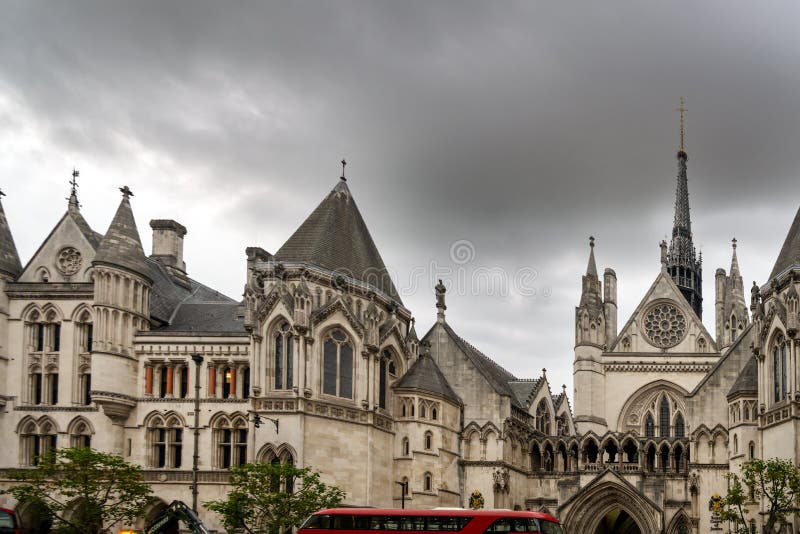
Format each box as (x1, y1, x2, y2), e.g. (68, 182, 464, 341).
(341, 158, 347, 181)
(119, 185, 134, 199)
(68, 168, 80, 210)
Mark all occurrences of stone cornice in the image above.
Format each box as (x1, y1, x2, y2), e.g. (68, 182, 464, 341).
(605, 363, 711, 373)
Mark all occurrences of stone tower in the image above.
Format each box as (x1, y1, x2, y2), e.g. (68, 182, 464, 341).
(573, 237, 611, 434)
(715, 239, 749, 351)
(666, 101, 703, 318)
(90, 186, 152, 446)
(0, 191, 22, 408)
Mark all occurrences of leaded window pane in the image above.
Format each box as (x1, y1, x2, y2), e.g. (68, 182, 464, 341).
(340, 344, 353, 399)
(323, 339, 338, 395)
(659, 397, 670, 437)
(275, 333, 283, 389)
(287, 336, 294, 389)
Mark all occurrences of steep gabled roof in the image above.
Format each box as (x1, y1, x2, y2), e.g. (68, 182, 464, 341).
(93, 193, 151, 280)
(769, 205, 800, 281)
(0, 197, 22, 279)
(727, 355, 758, 399)
(507, 379, 541, 408)
(394, 354, 462, 405)
(439, 322, 521, 407)
(274, 179, 401, 303)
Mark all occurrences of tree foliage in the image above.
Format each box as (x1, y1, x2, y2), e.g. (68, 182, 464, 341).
(205, 462, 345, 534)
(1, 447, 152, 534)
(720, 458, 800, 533)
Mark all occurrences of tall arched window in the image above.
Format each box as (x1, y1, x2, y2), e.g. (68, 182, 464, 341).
(68, 418, 93, 448)
(274, 322, 294, 390)
(644, 413, 655, 438)
(20, 419, 57, 466)
(424, 472, 433, 492)
(536, 400, 551, 435)
(379, 349, 397, 410)
(402, 437, 410, 456)
(148, 415, 183, 468)
(214, 414, 248, 468)
(773, 335, 788, 403)
(323, 329, 353, 399)
(674, 412, 685, 438)
(730, 315, 737, 342)
(424, 431, 433, 451)
(659, 396, 670, 437)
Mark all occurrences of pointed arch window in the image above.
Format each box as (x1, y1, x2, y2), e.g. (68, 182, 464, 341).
(730, 315, 737, 342)
(424, 431, 433, 451)
(659, 396, 670, 437)
(323, 329, 353, 399)
(214, 415, 248, 468)
(274, 322, 294, 390)
(402, 437, 410, 456)
(69, 420, 93, 448)
(674, 412, 685, 438)
(773, 334, 788, 403)
(20, 420, 57, 466)
(644, 413, 655, 438)
(536, 400, 551, 435)
(148, 415, 183, 468)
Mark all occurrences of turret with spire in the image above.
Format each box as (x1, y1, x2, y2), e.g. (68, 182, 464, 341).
(0, 189, 22, 281)
(573, 237, 612, 435)
(715, 239, 749, 351)
(666, 98, 703, 318)
(91, 186, 152, 433)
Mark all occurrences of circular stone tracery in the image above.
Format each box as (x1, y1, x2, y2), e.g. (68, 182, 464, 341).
(56, 247, 82, 275)
(643, 302, 687, 348)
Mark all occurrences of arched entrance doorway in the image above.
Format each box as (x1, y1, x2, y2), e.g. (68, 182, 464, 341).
(595, 507, 642, 534)
(559, 470, 662, 534)
(16, 500, 53, 534)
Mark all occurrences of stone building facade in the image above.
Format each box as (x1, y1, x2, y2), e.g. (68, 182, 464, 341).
(0, 129, 798, 533)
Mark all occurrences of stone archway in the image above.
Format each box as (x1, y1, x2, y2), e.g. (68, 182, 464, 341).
(558, 470, 663, 534)
(16, 500, 53, 534)
(595, 507, 642, 534)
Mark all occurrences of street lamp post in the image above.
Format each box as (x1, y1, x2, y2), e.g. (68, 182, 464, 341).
(395, 480, 408, 509)
(191, 354, 203, 514)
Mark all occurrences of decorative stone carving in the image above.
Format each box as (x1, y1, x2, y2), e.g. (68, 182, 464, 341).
(643, 302, 687, 348)
(56, 246, 82, 275)
(492, 467, 510, 493)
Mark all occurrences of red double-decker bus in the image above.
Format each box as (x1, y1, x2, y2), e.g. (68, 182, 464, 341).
(299, 508, 563, 534)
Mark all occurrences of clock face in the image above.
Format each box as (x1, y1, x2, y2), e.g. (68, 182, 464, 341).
(643, 302, 687, 348)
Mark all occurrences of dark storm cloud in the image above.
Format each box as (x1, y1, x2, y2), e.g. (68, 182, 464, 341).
(2, 0, 799, 392)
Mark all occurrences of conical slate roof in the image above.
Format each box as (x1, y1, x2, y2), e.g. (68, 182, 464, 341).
(394, 353, 461, 405)
(0, 197, 22, 279)
(769, 206, 800, 280)
(93, 191, 151, 280)
(275, 178, 401, 303)
(727, 356, 758, 399)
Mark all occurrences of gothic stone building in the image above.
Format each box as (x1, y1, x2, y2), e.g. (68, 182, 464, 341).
(0, 140, 799, 533)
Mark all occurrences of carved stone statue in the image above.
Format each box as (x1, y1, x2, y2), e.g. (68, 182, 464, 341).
(435, 279, 447, 310)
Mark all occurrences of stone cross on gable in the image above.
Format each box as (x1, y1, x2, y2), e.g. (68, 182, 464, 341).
(119, 185, 134, 199)
(341, 158, 347, 181)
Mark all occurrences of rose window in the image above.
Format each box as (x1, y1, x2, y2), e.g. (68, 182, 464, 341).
(57, 247, 82, 275)
(643, 303, 687, 348)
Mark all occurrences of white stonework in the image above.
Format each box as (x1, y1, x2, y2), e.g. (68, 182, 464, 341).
(0, 164, 797, 534)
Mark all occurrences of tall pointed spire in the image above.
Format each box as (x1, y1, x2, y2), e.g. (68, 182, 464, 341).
(730, 238, 741, 277)
(0, 189, 22, 280)
(768, 206, 800, 281)
(666, 98, 703, 318)
(93, 186, 151, 281)
(586, 236, 598, 277)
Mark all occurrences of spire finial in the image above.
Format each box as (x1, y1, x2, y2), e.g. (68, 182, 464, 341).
(68, 168, 80, 210)
(732, 237, 737, 250)
(676, 97, 687, 153)
(341, 158, 347, 181)
(119, 185, 133, 199)
(586, 236, 598, 277)
(589, 235, 595, 248)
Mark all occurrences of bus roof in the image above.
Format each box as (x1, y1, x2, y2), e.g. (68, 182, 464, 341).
(312, 509, 559, 523)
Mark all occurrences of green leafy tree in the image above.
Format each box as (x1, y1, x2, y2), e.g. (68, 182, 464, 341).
(1, 447, 152, 534)
(720, 458, 800, 533)
(205, 462, 345, 534)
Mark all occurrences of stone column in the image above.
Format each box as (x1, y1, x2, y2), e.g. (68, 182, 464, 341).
(364, 350, 373, 409)
(208, 364, 216, 397)
(229, 364, 237, 399)
(216, 366, 224, 399)
(165, 364, 174, 397)
(145, 365, 153, 396)
(298, 333, 307, 393)
(292, 334, 300, 391)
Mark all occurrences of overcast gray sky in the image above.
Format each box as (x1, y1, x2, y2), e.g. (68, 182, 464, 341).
(2, 1, 799, 397)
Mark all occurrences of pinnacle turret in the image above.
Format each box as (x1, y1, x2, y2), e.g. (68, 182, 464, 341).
(93, 186, 151, 281)
(0, 190, 22, 280)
